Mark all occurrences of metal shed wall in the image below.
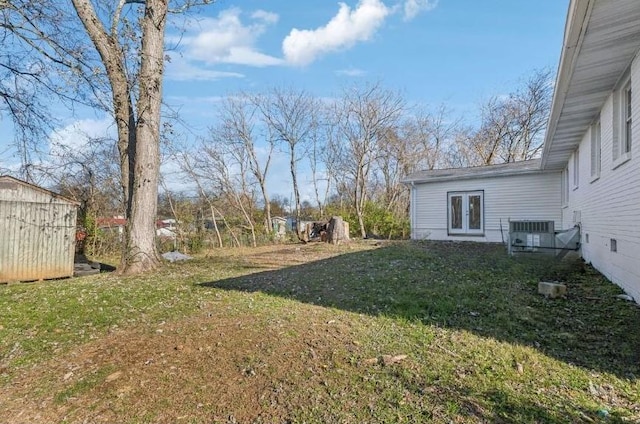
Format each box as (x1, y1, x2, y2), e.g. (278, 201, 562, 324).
(0, 178, 78, 282)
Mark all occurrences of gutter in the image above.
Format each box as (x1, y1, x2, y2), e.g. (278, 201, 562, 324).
(401, 168, 553, 185)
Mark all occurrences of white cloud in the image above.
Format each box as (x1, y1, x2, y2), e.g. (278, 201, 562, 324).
(165, 95, 227, 105)
(282, 0, 390, 66)
(251, 10, 279, 25)
(403, 0, 438, 21)
(49, 117, 116, 157)
(0, 152, 22, 176)
(177, 8, 282, 67)
(165, 56, 245, 81)
(335, 67, 367, 77)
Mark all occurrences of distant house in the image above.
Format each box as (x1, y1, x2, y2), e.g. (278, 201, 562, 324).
(0, 176, 79, 282)
(157, 218, 178, 231)
(98, 216, 178, 240)
(97, 216, 127, 236)
(404, 0, 640, 301)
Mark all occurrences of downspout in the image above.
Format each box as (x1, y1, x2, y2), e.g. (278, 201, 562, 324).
(410, 181, 416, 240)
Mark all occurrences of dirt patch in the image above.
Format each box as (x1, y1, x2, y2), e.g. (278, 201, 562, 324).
(209, 242, 373, 270)
(1, 304, 362, 423)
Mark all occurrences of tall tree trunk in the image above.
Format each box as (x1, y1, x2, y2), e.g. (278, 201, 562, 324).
(121, 0, 165, 274)
(207, 204, 223, 248)
(259, 182, 272, 234)
(72, 0, 165, 274)
(354, 165, 367, 238)
(290, 149, 304, 242)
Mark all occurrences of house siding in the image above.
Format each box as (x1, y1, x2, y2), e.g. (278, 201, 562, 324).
(411, 172, 562, 243)
(564, 55, 640, 301)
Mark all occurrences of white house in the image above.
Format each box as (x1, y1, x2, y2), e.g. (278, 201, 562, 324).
(405, 159, 562, 243)
(404, 0, 640, 301)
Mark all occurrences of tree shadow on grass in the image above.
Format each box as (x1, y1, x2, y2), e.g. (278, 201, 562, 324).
(199, 241, 640, 380)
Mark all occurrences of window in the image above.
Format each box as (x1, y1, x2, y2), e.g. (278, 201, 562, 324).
(447, 191, 483, 235)
(624, 82, 632, 154)
(613, 74, 632, 167)
(561, 167, 569, 207)
(590, 119, 601, 180)
(572, 148, 579, 189)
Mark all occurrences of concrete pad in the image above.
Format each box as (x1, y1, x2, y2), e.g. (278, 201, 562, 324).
(538, 281, 567, 298)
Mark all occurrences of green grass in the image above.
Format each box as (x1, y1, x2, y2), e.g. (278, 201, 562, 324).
(1, 241, 639, 423)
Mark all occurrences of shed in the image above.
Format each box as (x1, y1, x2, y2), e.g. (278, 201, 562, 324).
(0, 176, 79, 282)
(271, 216, 287, 238)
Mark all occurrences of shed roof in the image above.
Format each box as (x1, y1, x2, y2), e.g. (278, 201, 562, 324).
(402, 159, 547, 184)
(0, 175, 80, 205)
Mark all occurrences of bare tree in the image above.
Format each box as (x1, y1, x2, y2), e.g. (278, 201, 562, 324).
(197, 130, 258, 247)
(256, 88, 319, 241)
(0, 2, 106, 180)
(451, 68, 553, 166)
(220, 94, 275, 233)
(323, 117, 347, 211)
(331, 83, 405, 238)
(415, 105, 458, 171)
(308, 107, 332, 219)
(49, 135, 122, 255)
(173, 149, 224, 248)
(444, 126, 480, 168)
(376, 105, 459, 215)
(69, 0, 171, 273)
(2, 0, 213, 274)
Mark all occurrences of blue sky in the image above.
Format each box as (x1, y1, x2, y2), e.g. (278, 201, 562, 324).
(0, 0, 569, 197)
(161, 0, 568, 122)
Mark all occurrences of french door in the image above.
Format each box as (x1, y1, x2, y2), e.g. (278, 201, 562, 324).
(447, 191, 484, 235)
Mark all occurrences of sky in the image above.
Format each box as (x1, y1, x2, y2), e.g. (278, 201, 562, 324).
(160, 0, 568, 119)
(0, 0, 570, 200)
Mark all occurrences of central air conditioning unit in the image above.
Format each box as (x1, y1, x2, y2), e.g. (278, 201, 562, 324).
(508, 220, 555, 255)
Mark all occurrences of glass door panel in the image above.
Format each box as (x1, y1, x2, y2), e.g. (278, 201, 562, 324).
(450, 195, 463, 230)
(468, 195, 482, 230)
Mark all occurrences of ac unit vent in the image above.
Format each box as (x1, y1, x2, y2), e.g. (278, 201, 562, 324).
(510, 221, 552, 234)
(508, 220, 555, 255)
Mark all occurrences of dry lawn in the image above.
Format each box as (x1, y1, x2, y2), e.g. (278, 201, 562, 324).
(1, 241, 639, 423)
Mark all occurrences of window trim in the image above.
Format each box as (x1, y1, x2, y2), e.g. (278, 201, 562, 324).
(447, 190, 484, 236)
(624, 81, 632, 154)
(590, 119, 601, 182)
(613, 74, 632, 169)
(572, 148, 579, 190)
(561, 167, 569, 208)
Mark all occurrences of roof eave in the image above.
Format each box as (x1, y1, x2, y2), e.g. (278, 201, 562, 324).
(402, 168, 555, 185)
(0, 175, 81, 206)
(541, 0, 594, 170)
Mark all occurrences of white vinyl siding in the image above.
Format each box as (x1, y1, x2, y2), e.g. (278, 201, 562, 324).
(412, 171, 562, 243)
(564, 56, 640, 301)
